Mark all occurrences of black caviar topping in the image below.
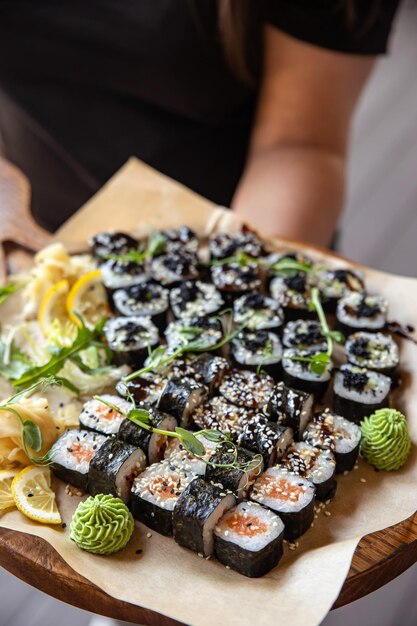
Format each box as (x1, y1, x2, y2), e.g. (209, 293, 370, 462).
(178, 281, 199, 305)
(238, 330, 270, 351)
(349, 337, 371, 359)
(342, 368, 369, 392)
(107, 257, 144, 275)
(355, 295, 381, 318)
(163, 254, 194, 274)
(284, 273, 306, 293)
(242, 292, 266, 310)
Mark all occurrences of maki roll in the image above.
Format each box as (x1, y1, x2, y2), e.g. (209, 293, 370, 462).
(116, 372, 166, 406)
(112, 281, 169, 331)
(164, 434, 219, 476)
(169, 280, 224, 319)
(165, 316, 222, 353)
(233, 292, 284, 332)
(158, 376, 208, 428)
(238, 415, 293, 468)
(100, 257, 147, 294)
(88, 438, 147, 503)
(130, 461, 195, 536)
(173, 477, 236, 556)
(89, 231, 139, 263)
(345, 331, 399, 377)
(283, 442, 337, 501)
(229, 330, 282, 378)
(168, 353, 230, 395)
(333, 364, 391, 423)
(263, 251, 314, 288)
(219, 369, 275, 410)
(117, 407, 177, 464)
(79, 395, 131, 436)
(281, 348, 333, 399)
(50, 429, 107, 491)
(303, 410, 361, 473)
(150, 252, 199, 287)
(316, 268, 364, 312)
(209, 229, 263, 261)
(282, 320, 327, 352)
(336, 292, 388, 335)
(251, 466, 315, 540)
(214, 501, 285, 577)
(269, 273, 314, 321)
(206, 443, 264, 500)
(211, 261, 261, 303)
(155, 226, 199, 256)
(266, 382, 314, 440)
(104, 316, 159, 367)
(192, 397, 256, 442)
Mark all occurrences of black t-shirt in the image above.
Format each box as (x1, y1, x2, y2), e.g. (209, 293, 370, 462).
(0, 1, 401, 230)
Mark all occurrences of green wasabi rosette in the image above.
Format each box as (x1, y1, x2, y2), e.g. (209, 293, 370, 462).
(361, 408, 412, 471)
(70, 494, 134, 555)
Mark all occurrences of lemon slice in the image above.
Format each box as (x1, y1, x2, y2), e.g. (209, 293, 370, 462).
(0, 469, 19, 511)
(11, 465, 62, 525)
(38, 279, 70, 337)
(66, 270, 109, 328)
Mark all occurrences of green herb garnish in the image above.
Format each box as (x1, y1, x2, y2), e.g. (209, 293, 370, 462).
(106, 232, 166, 264)
(209, 251, 313, 275)
(0, 281, 25, 306)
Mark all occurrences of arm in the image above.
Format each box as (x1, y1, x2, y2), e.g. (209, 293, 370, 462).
(232, 27, 375, 246)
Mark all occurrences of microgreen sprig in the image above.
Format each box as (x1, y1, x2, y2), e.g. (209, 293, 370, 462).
(209, 251, 313, 275)
(105, 232, 166, 264)
(0, 281, 26, 306)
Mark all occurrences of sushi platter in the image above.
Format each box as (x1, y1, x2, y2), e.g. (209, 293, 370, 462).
(0, 159, 417, 626)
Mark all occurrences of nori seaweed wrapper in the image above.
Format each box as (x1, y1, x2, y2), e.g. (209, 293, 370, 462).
(266, 382, 313, 440)
(205, 443, 262, 497)
(88, 438, 139, 499)
(214, 529, 283, 578)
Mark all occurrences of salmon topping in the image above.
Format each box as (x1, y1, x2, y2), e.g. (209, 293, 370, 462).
(226, 514, 267, 537)
(96, 402, 124, 421)
(149, 475, 181, 499)
(259, 476, 305, 501)
(70, 442, 96, 463)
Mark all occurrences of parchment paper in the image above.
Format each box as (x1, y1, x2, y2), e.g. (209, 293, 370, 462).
(1, 158, 417, 626)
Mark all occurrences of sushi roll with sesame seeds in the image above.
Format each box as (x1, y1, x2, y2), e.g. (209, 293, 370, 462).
(130, 462, 196, 536)
(233, 292, 284, 332)
(219, 369, 275, 410)
(345, 331, 399, 377)
(88, 438, 147, 504)
(50, 430, 107, 491)
(205, 443, 264, 500)
(316, 268, 364, 312)
(173, 477, 236, 556)
(117, 407, 177, 464)
(333, 364, 391, 423)
(165, 316, 223, 354)
(263, 251, 314, 288)
(89, 231, 139, 263)
(209, 229, 264, 261)
(229, 330, 282, 378)
(79, 395, 131, 436)
(104, 316, 159, 367)
(155, 226, 199, 256)
(164, 434, 219, 475)
(168, 353, 230, 395)
(251, 466, 315, 540)
(283, 442, 337, 501)
(303, 411, 361, 474)
(169, 280, 224, 320)
(266, 382, 314, 440)
(238, 415, 293, 468)
(269, 273, 314, 321)
(116, 372, 167, 406)
(211, 261, 261, 303)
(192, 397, 256, 442)
(149, 252, 199, 287)
(281, 348, 333, 399)
(112, 281, 169, 331)
(282, 320, 327, 352)
(100, 257, 147, 295)
(157, 376, 208, 428)
(336, 292, 388, 335)
(214, 501, 285, 577)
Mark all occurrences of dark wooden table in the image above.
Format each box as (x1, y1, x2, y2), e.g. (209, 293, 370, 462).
(1, 512, 417, 624)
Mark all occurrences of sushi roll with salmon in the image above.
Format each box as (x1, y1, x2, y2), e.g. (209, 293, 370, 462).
(238, 415, 293, 468)
(192, 397, 256, 442)
(333, 364, 391, 423)
(169, 281, 224, 320)
(345, 331, 399, 377)
(79, 395, 131, 436)
(150, 252, 199, 287)
(281, 348, 333, 399)
(336, 292, 388, 335)
(117, 407, 177, 464)
(116, 372, 167, 406)
(88, 438, 147, 504)
(229, 330, 282, 378)
(214, 501, 285, 577)
(303, 410, 361, 473)
(206, 443, 263, 500)
(219, 369, 275, 410)
(130, 461, 196, 536)
(112, 281, 169, 331)
(50, 429, 107, 491)
(211, 261, 261, 303)
(233, 292, 284, 332)
(251, 466, 315, 540)
(173, 477, 236, 556)
(164, 434, 219, 476)
(209, 229, 264, 261)
(89, 231, 139, 263)
(282, 320, 327, 352)
(269, 273, 314, 321)
(283, 442, 337, 501)
(266, 382, 314, 440)
(158, 376, 208, 428)
(104, 316, 159, 367)
(315, 268, 364, 312)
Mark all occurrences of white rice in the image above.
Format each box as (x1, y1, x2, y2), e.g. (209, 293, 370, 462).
(303, 411, 361, 455)
(164, 434, 218, 475)
(113, 284, 168, 317)
(334, 364, 391, 405)
(104, 316, 159, 352)
(346, 332, 399, 370)
(79, 395, 131, 435)
(251, 466, 315, 514)
(337, 292, 388, 330)
(232, 332, 282, 366)
(214, 501, 284, 552)
(170, 281, 224, 319)
(282, 348, 333, 382)
(132, 461, 195, 511)
(284, 442, 336, 486)
(233, 294, 284, 330)
(100, 260, 146, 290)
(50, 429, 107, 473)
